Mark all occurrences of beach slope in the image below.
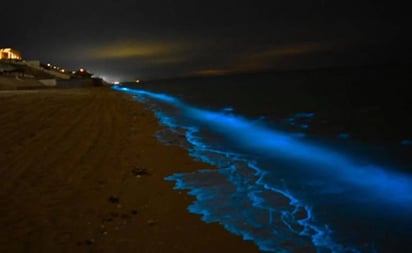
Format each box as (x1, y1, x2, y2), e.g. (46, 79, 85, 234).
(0, 88, 259, 252)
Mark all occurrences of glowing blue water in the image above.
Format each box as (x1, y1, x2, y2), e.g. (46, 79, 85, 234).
(113, 86, 412, 252)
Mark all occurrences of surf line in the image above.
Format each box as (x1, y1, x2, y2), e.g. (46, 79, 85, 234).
(113, 86, 412, 209)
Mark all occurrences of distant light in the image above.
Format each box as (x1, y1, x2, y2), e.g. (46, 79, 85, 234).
(136, 80, 140, 83)
(72, 71, 75, 74)
(80, 68, 85, 72)
(61, 69, 65, 72)
(53, 66, 57, 69)
(114, 81, 120, 85)
(47, 63, 51, 67)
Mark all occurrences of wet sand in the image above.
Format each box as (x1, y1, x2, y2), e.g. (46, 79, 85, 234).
(0, 88, 259, 252)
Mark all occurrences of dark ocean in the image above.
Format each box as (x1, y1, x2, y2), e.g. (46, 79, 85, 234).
(114, 64, 412, 253)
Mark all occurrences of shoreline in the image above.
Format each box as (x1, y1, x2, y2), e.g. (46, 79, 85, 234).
(0, 87, 260, 252)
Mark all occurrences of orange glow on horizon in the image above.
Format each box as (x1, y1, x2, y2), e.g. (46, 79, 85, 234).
(192, 69, 233, 77)
(87, 41, 183, 60)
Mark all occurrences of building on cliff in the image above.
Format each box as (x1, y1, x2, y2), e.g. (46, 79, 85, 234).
(0, 48, 22, 60)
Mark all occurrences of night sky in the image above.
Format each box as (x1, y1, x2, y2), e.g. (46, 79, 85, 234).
(1, 1, 410, 81)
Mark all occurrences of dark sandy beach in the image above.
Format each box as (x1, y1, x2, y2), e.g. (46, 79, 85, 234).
(0, 88, 260, 252)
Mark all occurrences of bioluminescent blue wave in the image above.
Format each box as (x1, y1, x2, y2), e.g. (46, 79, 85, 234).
(186, 107, 412, 207)
(113, 85, 412, 252)
(118, 86, 183, 104)
(114, 86, 412, 207)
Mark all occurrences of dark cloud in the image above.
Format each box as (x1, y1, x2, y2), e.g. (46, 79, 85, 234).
(1, 1, 410, 80)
